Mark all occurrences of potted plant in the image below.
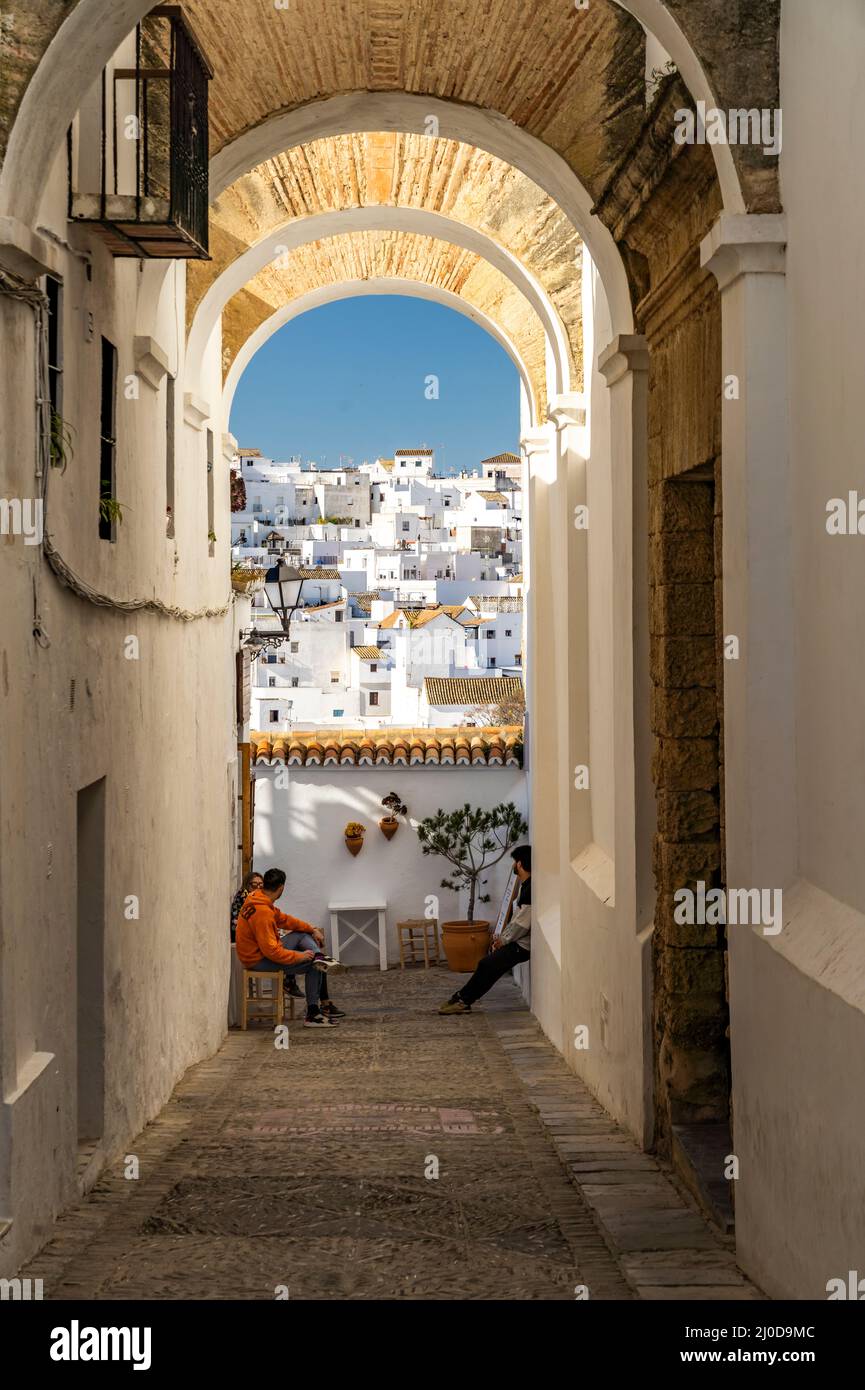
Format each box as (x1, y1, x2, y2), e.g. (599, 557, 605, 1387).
(416, 802, 528, 971)
(380, 791, 407, 840)
(344, 821, 365, 856)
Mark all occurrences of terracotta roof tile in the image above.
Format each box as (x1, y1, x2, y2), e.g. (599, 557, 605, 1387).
(250, 726, 522, 769)
(481, 452, 521, 465)
(469, 595, 523, 613)
(299, 567, 342, 579)
(352, 646, 386, 660)
(423, 676, 524, 707)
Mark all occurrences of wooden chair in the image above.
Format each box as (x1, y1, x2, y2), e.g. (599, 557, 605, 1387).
(241, 970, 295, 1029)
(397, 918, 440, 968)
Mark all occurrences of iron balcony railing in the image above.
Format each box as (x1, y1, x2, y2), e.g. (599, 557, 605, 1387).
(69, 5, 212, 259)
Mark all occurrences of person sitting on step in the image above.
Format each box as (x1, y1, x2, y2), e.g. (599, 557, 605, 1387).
(439, 845, 531, 1015)
(236, 868, 343, 1028)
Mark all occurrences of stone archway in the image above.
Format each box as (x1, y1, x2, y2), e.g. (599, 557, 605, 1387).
(222, 280, 539, 433)
(0, 0, 794, 1273)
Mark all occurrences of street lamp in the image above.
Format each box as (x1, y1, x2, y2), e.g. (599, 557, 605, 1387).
(264, 563, 306, 634)
(240, 564, 305, 659)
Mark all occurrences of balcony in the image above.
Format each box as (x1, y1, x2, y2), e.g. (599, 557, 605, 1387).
(69, 7, 212, 259)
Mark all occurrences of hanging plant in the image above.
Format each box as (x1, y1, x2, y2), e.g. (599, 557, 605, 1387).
(344, 821, 365, 856)
(380, 790, 407, 840)
(50, 410, 75, 473)
(99, 497, 127, 527)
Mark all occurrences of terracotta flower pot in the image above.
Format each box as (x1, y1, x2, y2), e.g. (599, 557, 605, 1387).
(345, 835, 364, 857)
(440, 920, 491, 972)
(379, 817, 399, 840)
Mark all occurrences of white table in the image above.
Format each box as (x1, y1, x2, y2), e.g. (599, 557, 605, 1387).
(328, 900, 388, 971)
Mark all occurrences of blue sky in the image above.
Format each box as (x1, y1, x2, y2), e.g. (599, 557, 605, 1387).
(229, 296, 520, 475)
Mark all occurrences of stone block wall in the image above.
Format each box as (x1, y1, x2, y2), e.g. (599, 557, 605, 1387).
(649, 472, 728, 1144)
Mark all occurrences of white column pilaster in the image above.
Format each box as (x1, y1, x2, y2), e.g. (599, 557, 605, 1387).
(547, 394, 590, 858)
(598, 335, 652, 925)
(701, 214, 794, 892)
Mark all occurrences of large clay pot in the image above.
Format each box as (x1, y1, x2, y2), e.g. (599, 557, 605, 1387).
(379, 817, 399, 840)
(345, 835, 364, 857)
(440, 920, 491, 972)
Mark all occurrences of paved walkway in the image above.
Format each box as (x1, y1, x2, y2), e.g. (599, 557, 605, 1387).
(23, 966, 761, 1300)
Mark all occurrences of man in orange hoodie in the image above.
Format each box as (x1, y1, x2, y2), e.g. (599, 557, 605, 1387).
(236, 868, 339, 1029)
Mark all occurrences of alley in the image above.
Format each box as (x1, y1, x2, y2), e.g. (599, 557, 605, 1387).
(23, 969, 759, 1302)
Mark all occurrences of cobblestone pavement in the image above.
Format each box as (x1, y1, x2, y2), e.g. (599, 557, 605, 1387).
(23, 966, 760, 1300)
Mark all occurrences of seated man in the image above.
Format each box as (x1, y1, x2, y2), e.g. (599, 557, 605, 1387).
(439, 845, 531, 1015)
(236, 868, 340, 1029)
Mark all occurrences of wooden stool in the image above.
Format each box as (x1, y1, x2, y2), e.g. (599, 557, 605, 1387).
(241, 970, 294, 1029)
(397, 918, 440, 968)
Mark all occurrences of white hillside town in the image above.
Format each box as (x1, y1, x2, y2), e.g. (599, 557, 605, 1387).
(231, 448, 525, 729)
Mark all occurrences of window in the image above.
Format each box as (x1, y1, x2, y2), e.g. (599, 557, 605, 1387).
(290, 641, 299, 653)
(46, 274, 63, 423)
(330, 672, 339, 684)
(268, 677, 276, 687)
(370, 663, 377, 672)
(400, 462, 406, 469)
(333, 709, 344, 718)
(489, 656, 496, 667)
(291, 677, 299, 688)
(98, 337, 118, 541)
(444, 498, 450, 508)
(369, 692, 379, 707)
(505, 628, 512, 637)
(402, 520, 410, 532)
(515, 653, 522, 666)
(379, 493, 385, 502)
(165, 376, 176, 539)
(335, 610, 343, 622)
(354, 519, 360, 528)
(269, 710, 279, 723)
(267, 654, 277, 664)
(486, 630, 494, 640)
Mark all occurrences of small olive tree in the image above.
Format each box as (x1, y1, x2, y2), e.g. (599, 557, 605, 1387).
(416, 801, 528, 922)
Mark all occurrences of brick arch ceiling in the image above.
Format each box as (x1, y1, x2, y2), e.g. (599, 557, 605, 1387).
(219, 228, 551, 418)
(189, 132, 583, 390)
(1, 1, 780, 221)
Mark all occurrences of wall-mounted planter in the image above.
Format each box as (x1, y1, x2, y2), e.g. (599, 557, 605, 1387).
(379, 817, 399, 841)
(345, 834, 364, 857)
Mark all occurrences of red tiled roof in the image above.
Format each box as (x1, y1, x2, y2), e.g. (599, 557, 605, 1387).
(250, 726, 522, 768)
(423, 676, 524, 706)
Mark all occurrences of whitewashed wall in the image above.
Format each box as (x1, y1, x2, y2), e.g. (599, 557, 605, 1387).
(251, 765, 528, 966)
(727, 0, 865, 1300)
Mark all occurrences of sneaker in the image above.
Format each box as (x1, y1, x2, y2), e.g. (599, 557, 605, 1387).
(303, 1012, 339, 1028)
(438, 997, 471, 1015)
(284, 981, 304, 999)
(312, 953, 340, 973)
(320, 1001, 346, 1018)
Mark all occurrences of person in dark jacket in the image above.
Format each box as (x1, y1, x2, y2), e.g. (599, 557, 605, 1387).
(439, 845, 531, 1014)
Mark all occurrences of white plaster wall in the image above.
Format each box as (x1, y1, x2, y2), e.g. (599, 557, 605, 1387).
(0, 148, 237, 1276)
(727, 0, 865, 1298)
(251, 766, 528, 966)
(529, 257, 653, 1143)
